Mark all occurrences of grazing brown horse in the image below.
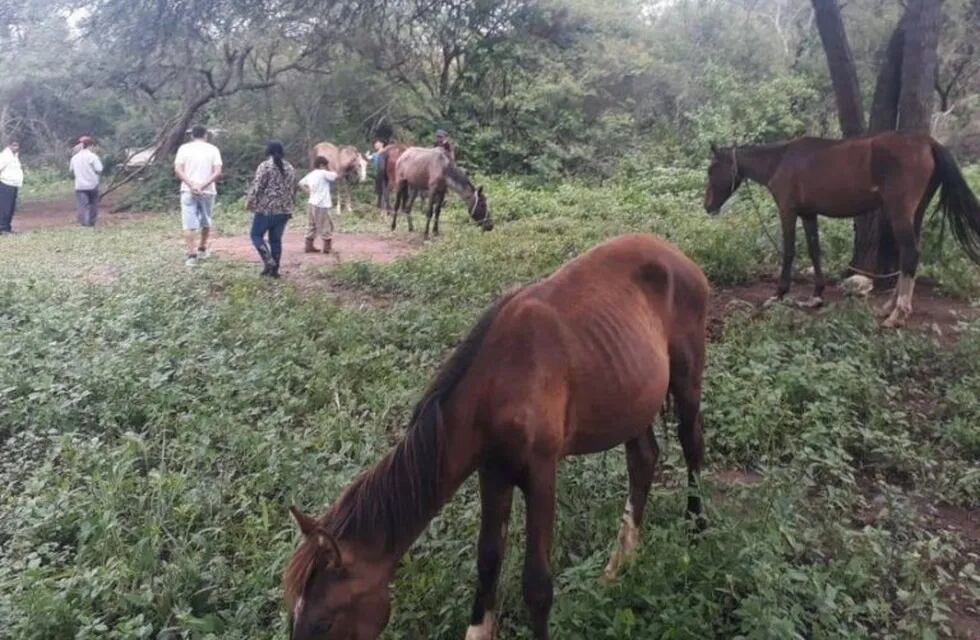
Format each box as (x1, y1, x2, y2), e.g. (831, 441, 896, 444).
(392, 147, 493, 238)
(284, 233, 709, 640)
(704, 131, 980, 326)
(311, 142, 368, 215)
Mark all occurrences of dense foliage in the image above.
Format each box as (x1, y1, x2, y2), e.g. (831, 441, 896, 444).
(2, 0, 978, 179)
(1, 169, 978, 638)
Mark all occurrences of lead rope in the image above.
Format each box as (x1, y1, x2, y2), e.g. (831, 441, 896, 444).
(847, 266, 901, 279)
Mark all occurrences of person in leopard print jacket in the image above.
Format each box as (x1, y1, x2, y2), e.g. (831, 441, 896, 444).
(246, 140, 297, 278)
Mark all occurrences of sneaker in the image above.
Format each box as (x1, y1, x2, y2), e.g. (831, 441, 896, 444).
(197, 247, 211, 260)
(185, 254, 198, 267)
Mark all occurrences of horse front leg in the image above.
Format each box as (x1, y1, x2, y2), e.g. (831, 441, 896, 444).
(767, 209, 798, 306)
(406, 190, 417, 232)
(466, 469, 514, 640)
(423, 194, 436, 240)
(801, 215, 825, 307)
(391, 182, 406, 231)
(522, 463, 557, 640)
(433, 190, 446, 237)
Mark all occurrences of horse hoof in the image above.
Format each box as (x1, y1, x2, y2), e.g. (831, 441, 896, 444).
(464, 613, 496, 640)
(797, 296, 823, 309)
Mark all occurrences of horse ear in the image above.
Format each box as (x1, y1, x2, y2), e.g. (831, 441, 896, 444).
(477, 185, 484, 196)
(314, 531, 344, 570)
(290, 506, 344, 569)
(289, 505, 319, 537)
(710, 142, 719, 156)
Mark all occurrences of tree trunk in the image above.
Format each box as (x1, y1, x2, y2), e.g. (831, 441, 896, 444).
(898, 0, 944, 133)
(851, 17, 907, 277)
(161, 93, 214, 158)
(811, 0, 866, 136)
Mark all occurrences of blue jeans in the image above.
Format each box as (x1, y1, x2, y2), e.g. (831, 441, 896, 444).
(250, 213, 290, 265)
(76, 189, 99, 226)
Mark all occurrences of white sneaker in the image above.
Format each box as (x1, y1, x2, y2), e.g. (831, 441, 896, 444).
(197, 248, 211, 260)
(185, 255, 198, 267)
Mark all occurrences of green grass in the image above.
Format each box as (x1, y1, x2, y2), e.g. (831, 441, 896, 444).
(19, 167, 75, 202)
(1, 168, 978, 639)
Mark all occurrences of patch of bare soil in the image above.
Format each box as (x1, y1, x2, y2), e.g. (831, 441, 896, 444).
(208, 229, 421, 304)
(712, 468, 765, 487)
(14, 194, 155, 231)
(917, 500, 980, 640)
(856, 486, 980, 639)
(709, 274, 979, 343)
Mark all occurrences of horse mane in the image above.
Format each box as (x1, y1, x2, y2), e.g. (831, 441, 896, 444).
(445, 163, 474, 195)
(318, 288, 521, 552)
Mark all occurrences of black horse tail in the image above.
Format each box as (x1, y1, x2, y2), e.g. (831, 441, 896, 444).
(932, 142, 980, 264)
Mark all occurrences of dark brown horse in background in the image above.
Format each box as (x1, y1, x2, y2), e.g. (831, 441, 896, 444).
(704, 131, 980, 327)
(284, 233, 709, 640)
(392, 147, 493, 238)
(379, 143, 408, 214)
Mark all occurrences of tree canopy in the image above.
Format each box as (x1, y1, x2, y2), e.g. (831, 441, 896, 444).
(2, 0, 978, 176)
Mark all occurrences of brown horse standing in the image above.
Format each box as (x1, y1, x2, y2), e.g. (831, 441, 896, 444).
(311, 142, 368, 216)
(284, 233, 709, 640)
(704, 131, 980, 326)
(380, 143, 408, 214)
(392, 147, 493, 238)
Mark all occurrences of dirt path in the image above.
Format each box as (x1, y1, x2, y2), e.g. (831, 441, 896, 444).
(13, 193, 155, 231)
(709, 274, 980, 341)
(209, 229, 419, 269)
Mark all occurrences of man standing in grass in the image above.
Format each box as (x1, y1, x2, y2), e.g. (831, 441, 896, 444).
(0, 140, 23, 235)
(69, 136, 103, 227)
(174, 125, 222, 266)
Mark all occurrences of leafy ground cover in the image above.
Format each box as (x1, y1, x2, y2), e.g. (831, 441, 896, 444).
(0, 168, 978, 639)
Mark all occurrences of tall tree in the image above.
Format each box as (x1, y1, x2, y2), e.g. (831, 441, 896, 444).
(811, 0, 866, 136)
(79, 0, 372, 157)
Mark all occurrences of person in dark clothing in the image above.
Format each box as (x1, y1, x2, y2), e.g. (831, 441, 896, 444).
(369, 139, 387, 209)
(0, 141, 23, 234)
(246, 141, 297, 278)
(434, 129, 456, 163)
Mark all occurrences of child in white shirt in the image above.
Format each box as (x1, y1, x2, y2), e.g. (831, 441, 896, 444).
(299, 156, 339, 253)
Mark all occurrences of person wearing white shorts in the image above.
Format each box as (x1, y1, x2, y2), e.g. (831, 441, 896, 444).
(174, 125, 223, 266)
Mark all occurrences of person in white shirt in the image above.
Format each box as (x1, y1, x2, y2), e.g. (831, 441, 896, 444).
(298, 156, 339, 253)
(0, 140, 24, 234)
(174, 125, 223, 266)
(69, 136, 104, 227)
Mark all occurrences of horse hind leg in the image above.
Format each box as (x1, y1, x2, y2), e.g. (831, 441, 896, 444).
(883, 213, 921, 328)
(602, 427, 659, 582)
(466, 469, 514, 640)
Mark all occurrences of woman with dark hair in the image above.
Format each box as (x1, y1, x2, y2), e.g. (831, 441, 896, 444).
(246, 141, 297, 277)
